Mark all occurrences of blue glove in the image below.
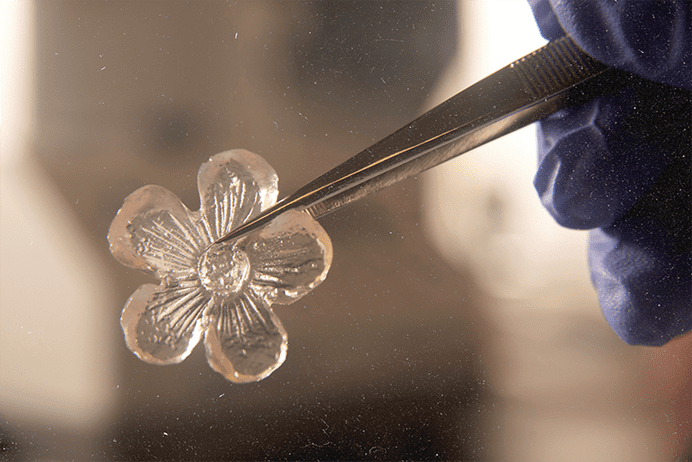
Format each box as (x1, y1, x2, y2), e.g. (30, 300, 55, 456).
(527, 0, 691, 346)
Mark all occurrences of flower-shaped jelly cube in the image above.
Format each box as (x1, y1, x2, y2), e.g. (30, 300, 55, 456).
(108, 149, 332, 383)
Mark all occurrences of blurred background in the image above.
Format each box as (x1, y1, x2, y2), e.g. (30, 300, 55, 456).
(1, 1, 690, 460)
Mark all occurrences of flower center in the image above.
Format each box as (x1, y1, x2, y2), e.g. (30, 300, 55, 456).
(197, 242, 251, 296)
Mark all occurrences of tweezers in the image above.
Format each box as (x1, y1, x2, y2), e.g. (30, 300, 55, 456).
(216, 36, 615, 244)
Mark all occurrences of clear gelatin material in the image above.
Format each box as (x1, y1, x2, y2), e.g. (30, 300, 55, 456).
(108, 149, 333, 383)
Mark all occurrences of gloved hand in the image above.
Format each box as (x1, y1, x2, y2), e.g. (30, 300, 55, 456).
(527, 0, 691, 346)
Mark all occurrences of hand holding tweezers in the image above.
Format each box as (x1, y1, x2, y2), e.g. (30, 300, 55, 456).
(216, 36, 616, 244)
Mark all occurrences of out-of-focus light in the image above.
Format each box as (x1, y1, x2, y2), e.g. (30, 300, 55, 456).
(1, 0, 117, 432)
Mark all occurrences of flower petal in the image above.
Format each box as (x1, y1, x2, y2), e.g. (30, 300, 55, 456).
(108, 185, 204, 278)
(246, 210, 332, 304)
(204, 292, 287, 383)
(197, 150, 279, 242)
(121, 282, 211, 365)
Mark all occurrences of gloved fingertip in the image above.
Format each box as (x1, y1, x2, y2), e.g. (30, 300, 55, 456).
(588, 226, 692, 347)
(527, 0, 565, 41)
(534, 117, 615, 229)
(547, 0, 692, 90)
(533, 85, 676, 230)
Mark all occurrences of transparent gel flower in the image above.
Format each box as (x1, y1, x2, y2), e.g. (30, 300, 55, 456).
(108, 150, 332, 383)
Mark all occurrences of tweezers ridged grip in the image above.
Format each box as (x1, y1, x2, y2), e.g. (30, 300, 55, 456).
(511, 36, 608, 100)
